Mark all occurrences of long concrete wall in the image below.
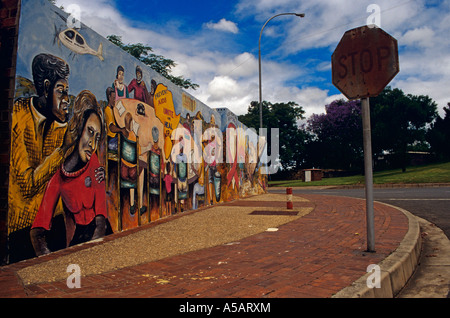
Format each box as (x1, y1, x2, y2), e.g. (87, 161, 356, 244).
(5, 0, 267, 263)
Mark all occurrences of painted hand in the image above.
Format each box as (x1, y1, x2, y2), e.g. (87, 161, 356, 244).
(95, 166, 105, 183)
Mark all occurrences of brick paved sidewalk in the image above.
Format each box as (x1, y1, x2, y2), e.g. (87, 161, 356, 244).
(0, 193, 408, 298)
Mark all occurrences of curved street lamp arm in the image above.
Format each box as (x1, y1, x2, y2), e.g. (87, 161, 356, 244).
(258, 12, 305, 129)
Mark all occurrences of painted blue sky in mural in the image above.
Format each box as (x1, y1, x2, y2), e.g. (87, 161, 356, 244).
(48, 0, 449, 118)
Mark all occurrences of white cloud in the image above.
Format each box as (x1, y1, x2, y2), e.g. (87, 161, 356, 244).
(207, 76, 241, 101)
(203, 74, 255, 112)
(204, 18, 239, 34)
(217, 52, 258, 78)
(394, 77, 449, 111)
(265, 86, 343, 119)
(237, 0, 449, 115)
(51, 0, 356, 119)
(54, 0, 449, 119)
(400, 27, 435, 48)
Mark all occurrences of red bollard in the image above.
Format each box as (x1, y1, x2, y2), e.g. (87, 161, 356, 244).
(286, 187, 293, 209)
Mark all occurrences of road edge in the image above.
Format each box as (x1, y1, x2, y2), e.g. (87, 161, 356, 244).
(332, 202, 422, 298)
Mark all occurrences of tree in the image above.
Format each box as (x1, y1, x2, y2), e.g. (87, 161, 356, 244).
(305, 99, 363, 170)
(48, 0, 64, 10)
(427, 103, 450, 161)
(370, 87, 437, 171)
(238, 101, 306, 170)
(107, 35, 199, 90)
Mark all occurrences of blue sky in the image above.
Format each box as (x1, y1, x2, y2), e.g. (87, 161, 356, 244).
(54, 0, 449, 119)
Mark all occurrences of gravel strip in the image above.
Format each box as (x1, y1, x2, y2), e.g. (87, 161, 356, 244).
(18, 194, 313, 285)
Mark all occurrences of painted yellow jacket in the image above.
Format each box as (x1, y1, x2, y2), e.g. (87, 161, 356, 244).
(8, 98, 66, 234)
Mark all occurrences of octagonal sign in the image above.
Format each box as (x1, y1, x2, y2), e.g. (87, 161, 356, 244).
(332, 26, 399, 100)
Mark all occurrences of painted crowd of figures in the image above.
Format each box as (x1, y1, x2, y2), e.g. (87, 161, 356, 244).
(8, 53, 266, 262)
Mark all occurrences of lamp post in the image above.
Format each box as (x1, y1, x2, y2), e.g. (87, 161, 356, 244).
(258, 13, 305, 130)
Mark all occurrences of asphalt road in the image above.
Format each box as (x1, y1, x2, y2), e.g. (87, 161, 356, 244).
(269, 186, 450, 239)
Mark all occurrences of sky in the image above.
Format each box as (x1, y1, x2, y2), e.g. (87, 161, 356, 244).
(53, 0, 450, 120)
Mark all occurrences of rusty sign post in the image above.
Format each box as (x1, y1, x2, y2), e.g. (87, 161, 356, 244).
(331, 26, 399, 252)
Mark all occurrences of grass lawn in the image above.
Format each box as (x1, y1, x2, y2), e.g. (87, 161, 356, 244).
(268, 162, 450, 187)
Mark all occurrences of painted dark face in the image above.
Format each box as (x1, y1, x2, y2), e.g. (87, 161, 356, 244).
(51, 79, 70, 123)
(108, 91, 115, 107)
(78, 113, 101, 163)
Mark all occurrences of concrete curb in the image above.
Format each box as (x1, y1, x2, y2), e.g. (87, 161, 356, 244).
(269, 183, 450, 190)
(331, 183, 450, 190)
(333, 202, 422, 298)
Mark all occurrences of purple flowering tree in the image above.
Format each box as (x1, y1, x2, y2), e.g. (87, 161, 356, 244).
(305, 99, 363, 170)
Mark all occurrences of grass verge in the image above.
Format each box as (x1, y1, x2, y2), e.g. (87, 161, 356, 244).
(269, 162, 450, 187)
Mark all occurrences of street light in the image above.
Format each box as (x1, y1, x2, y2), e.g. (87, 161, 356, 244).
(258, 13, 305, 129)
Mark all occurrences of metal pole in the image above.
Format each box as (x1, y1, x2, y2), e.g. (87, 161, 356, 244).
(258, 39, 263, 130)
(361, 97, 375, 252)
(258, 13, 305, 130)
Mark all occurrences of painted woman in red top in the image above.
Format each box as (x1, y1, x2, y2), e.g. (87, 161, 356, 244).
(30, 90, 107, 256)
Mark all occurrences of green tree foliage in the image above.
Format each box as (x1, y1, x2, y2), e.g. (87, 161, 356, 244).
(107, 35, 199, 90)
(427, 103, 450, 161)
(238, 88, 442, 176)
(370, 87, 437, 171)
(238, 101, 307, 170)
(48, 0, 64, 10)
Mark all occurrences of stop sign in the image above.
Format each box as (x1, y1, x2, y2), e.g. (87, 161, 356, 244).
(331, 26, 399, 100)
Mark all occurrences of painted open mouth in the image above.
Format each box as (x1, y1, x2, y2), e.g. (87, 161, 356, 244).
(85, 150, 92, 161)
(61, 101, 69, 113)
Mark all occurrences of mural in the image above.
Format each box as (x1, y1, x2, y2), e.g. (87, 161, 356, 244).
(7, 0, 267, 262)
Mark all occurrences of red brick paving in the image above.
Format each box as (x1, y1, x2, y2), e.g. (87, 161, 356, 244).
(0, 193, 408, 298)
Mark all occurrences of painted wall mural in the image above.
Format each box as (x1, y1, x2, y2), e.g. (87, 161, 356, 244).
(7, 0, 267, 262)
